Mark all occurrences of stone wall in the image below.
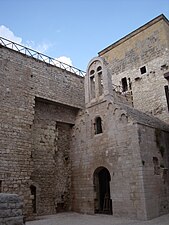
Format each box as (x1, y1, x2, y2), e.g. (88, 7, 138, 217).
(71, 101, 146, 219)
(1, 15, 169, 221)
(71, 97, 169, 219)
(138, 124, 169, 219)
(30, 99, 75, 216)
(71, 52, 169, 220)
(99, 16, 169, 124)
(99, 17, 169, 73)
(0, 46, 84, 108)
(0, 193, 24, 225)
(0, 45, 84, 217)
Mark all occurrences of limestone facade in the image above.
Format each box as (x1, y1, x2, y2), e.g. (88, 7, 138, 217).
(0, 14, 169, 221)
(71, 57, 169, 219)
(0, 45, 84, 218)
(99, 14, 169, 124)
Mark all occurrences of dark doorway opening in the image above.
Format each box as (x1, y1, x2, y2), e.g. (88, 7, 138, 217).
(93, 167, 112, 214)
(30, 185, 36, 213)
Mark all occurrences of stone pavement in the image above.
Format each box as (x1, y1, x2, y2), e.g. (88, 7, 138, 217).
(26, 212, 169, 225)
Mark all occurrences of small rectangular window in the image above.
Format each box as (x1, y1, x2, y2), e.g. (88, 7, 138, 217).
(121, 77, 128, 92)
(140, 66, 146, 74)
(95, 117, 102, 134)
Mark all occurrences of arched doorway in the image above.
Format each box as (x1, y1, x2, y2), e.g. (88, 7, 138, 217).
(93, 167, 112, 214)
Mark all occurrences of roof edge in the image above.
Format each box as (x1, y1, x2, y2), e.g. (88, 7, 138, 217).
(98, 14, 169, 56)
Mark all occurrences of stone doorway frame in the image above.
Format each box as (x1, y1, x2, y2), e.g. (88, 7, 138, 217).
(93, 166, 112, 215)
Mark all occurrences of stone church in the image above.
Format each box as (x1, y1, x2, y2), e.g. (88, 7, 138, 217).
(0, 14, 169, 221)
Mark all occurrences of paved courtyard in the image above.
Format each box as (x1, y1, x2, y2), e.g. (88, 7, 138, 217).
(26, 212, 169, 225)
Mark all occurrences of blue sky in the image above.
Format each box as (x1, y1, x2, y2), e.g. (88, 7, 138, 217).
(0, 0, 169, 71)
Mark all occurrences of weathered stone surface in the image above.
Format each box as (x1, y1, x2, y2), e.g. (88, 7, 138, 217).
(0, 43, 84, 217)
(0, 14, 169, 222)
(71, 55, 169, 220)
(99, 14, 169, 124)
(0, 193, 24, 225)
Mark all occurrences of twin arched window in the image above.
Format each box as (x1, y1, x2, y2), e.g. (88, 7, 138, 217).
(89, 66, 103, 99)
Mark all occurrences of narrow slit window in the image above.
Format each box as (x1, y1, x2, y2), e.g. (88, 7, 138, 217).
(30, 185, 37, 213)
(164, 73, 169, 112)
(95, 117, 103, 134)
(128, 78, 132, 90)
(164, 85, 169, 111)
(153, 157, 160, 175)
(90, 75, 95, 99)
(98, 71, 103, 96)
(0, 181, 2, 192)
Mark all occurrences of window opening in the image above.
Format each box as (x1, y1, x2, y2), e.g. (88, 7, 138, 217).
(98, 71, 103, 96)
(164, 73, 169, 112)
(153, 157, 160, 175)
(90, 70, 95, 75)
(128, 78, 132, 90)
(121, 77, 128, 92)
(90, 75, 95, 99)
(30, 185, 37, 213)
(95, 117, 103, 134)
(0, 181, 2, 192)
(164, 85, 169, 112)
(164, 72, 169, 80)
(97, 66, 102, 72)
(140, 66, 146, 74)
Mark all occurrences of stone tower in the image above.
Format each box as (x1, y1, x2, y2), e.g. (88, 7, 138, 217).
(71, 56, 169, 219)
(85, 57, 114, 105)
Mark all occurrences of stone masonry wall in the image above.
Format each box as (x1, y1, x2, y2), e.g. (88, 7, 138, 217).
(30, 100, 75, 216)
(71, 96, 169, 219)
(0, 45, 84, 217)
(100, 19, 169, 74)
(71, 101, 146, 219)
(0, 193, 24, 225)
(108, 52, 169, 124)
(138, 124, 169, 219)
(99, 18, 169, 124)
(0, 45, 84, 108)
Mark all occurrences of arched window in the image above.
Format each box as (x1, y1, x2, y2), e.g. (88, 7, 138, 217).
(95, 116, 103, 134)
(90, 70, 95, 75)
(97, 66, 102, 72)
(89, 69, 95, 99)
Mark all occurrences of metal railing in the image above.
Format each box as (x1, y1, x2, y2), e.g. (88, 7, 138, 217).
(0, 36, 86, 77)
(112, 84, 123, 93)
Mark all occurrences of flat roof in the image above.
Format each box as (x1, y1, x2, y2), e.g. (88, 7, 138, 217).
(98, 14, 169, 56)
